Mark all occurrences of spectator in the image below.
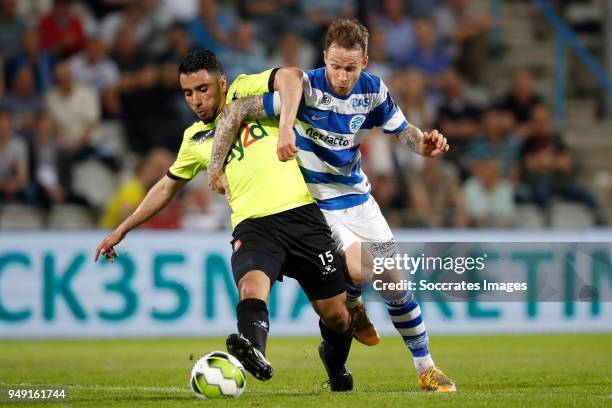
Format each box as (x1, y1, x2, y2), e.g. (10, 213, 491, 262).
(100, 148, 174, 228)
(370, 173, 404, 228)
(99, 0, 171, 56)
(68, 34, 120, 115)
(86, 0, 130, 20)
(0, 65, 44, 135)
(186, 0, 234, 53)
(300, 0, 355, 45)
(31, 112, 64, 208)
(434, 0, 494, 82)
(361, 130, 414, 219)
(44, 61, 99, 153)
(159, 0, 197, 23)
(407, 157, 467, 228)
(518, 104, 606, 225)
(405, 0, 444, 18)
(500, 68, 544, 137)
(403, 18, 451, 81)
(365, 27, 393, 81)
(465, 107, 520, 181)
(395, 70, 437, 131)
(157, 23, 196, 142)
(44, 61, 118, 204)
(8, 28, 55, 93)
(219, 20, 267, 82)
(236, 0, 302, 43)
(15, 0, 52, 26)
(181, 175, 230, 231)
(463, 157, 515, 228)
(0, 108, 33, 204)
(269, 32, 317, 71)
(141, 0, 174, 57)
(436, 69, 481, 165)
(373, 0, 414, 67)
(113, 26, 165, 153)
(0, 0, 26, 59)
(39, 0, 86, 59)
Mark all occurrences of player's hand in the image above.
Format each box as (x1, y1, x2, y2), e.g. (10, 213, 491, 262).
(208, 169, 232, 200)
(420, 129, 449, 157)
(277, 126, 298, 161)
(94, 230, 124, 263)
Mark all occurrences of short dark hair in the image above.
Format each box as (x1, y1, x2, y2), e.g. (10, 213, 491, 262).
(324, 19, 369, 54)
(178, 49, 223, 76)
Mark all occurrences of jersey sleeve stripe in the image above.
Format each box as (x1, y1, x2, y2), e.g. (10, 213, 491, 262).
(166, 170, 190, 181)
(262, 93, 276, 117)
(267, 67, 280, 93)
(384, 119, 409, 134)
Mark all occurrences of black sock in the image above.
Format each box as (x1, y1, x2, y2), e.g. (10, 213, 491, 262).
(319, 319, 353, 370)
(237, 298, 269, 355)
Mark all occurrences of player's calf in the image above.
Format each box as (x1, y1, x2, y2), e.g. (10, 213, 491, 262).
(317, 319, 353, 392)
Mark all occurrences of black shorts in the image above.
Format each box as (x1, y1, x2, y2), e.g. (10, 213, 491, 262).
(231, 203, 346, 301)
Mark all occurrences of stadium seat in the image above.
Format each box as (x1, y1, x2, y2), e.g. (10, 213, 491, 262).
(71, 160, 118, 209)
(92, 120, 128, 154)
(47, 204, 95, 229)
(550, 202, 594, 228)
(514, 204, 546, 229)
(0, 204, 44, 229)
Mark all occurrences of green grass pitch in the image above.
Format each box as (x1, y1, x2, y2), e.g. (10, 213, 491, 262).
(0, 334, 610, 407)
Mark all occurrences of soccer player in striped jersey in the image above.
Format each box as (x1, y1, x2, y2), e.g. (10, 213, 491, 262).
(208, 19, 456, 392)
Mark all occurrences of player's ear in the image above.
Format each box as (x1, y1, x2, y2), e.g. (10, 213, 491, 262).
(323, 50, 328, 64)
(219, 74, 227, 93)
(362, 54, 368, 70)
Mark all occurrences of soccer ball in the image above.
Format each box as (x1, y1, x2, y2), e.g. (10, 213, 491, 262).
(190, 351, 247, 399)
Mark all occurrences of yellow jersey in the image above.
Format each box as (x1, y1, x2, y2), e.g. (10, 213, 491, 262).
(168, 68, 314, 228)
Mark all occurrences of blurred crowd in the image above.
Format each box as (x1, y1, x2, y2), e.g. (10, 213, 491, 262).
(0, 0, 606, 229)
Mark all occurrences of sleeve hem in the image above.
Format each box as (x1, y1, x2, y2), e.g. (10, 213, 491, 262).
(166, 170, 190, 181)
(268, 67, 280, 93)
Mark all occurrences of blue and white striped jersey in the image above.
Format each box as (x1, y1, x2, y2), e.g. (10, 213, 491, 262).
(289, 67, 409, 211)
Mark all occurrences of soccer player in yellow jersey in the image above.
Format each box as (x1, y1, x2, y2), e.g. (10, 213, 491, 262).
(94, 50, 354, 391)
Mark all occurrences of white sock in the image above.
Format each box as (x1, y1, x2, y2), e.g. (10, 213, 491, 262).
(414, 354, 435, 375)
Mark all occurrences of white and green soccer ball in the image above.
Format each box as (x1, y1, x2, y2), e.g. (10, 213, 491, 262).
(190, 351, 247, 399)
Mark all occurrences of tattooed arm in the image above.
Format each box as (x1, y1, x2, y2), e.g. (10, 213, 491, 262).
(207, 95, 267, 196)
(395, 124, 450, 157)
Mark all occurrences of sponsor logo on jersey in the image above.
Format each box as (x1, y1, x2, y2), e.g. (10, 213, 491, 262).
(191, 129, 215, 144)
(226, 120, 269, 164)
(349, 115, 366, 133)
(351, 96, 370, 108)
(305, 127, 351, 147)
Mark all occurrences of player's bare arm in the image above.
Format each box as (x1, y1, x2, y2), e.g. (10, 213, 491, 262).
(94, 175, 187, 262)
(396, 125, 450, 157)
(273, 67, 303, 162)
(208, 67, 304, 194)
(207, 95, 268, 196)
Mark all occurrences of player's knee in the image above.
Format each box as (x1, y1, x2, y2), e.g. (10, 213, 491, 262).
(237, 274, 268, 301)
(322, 306, 350, 332)
(346, 260, 364, 285)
